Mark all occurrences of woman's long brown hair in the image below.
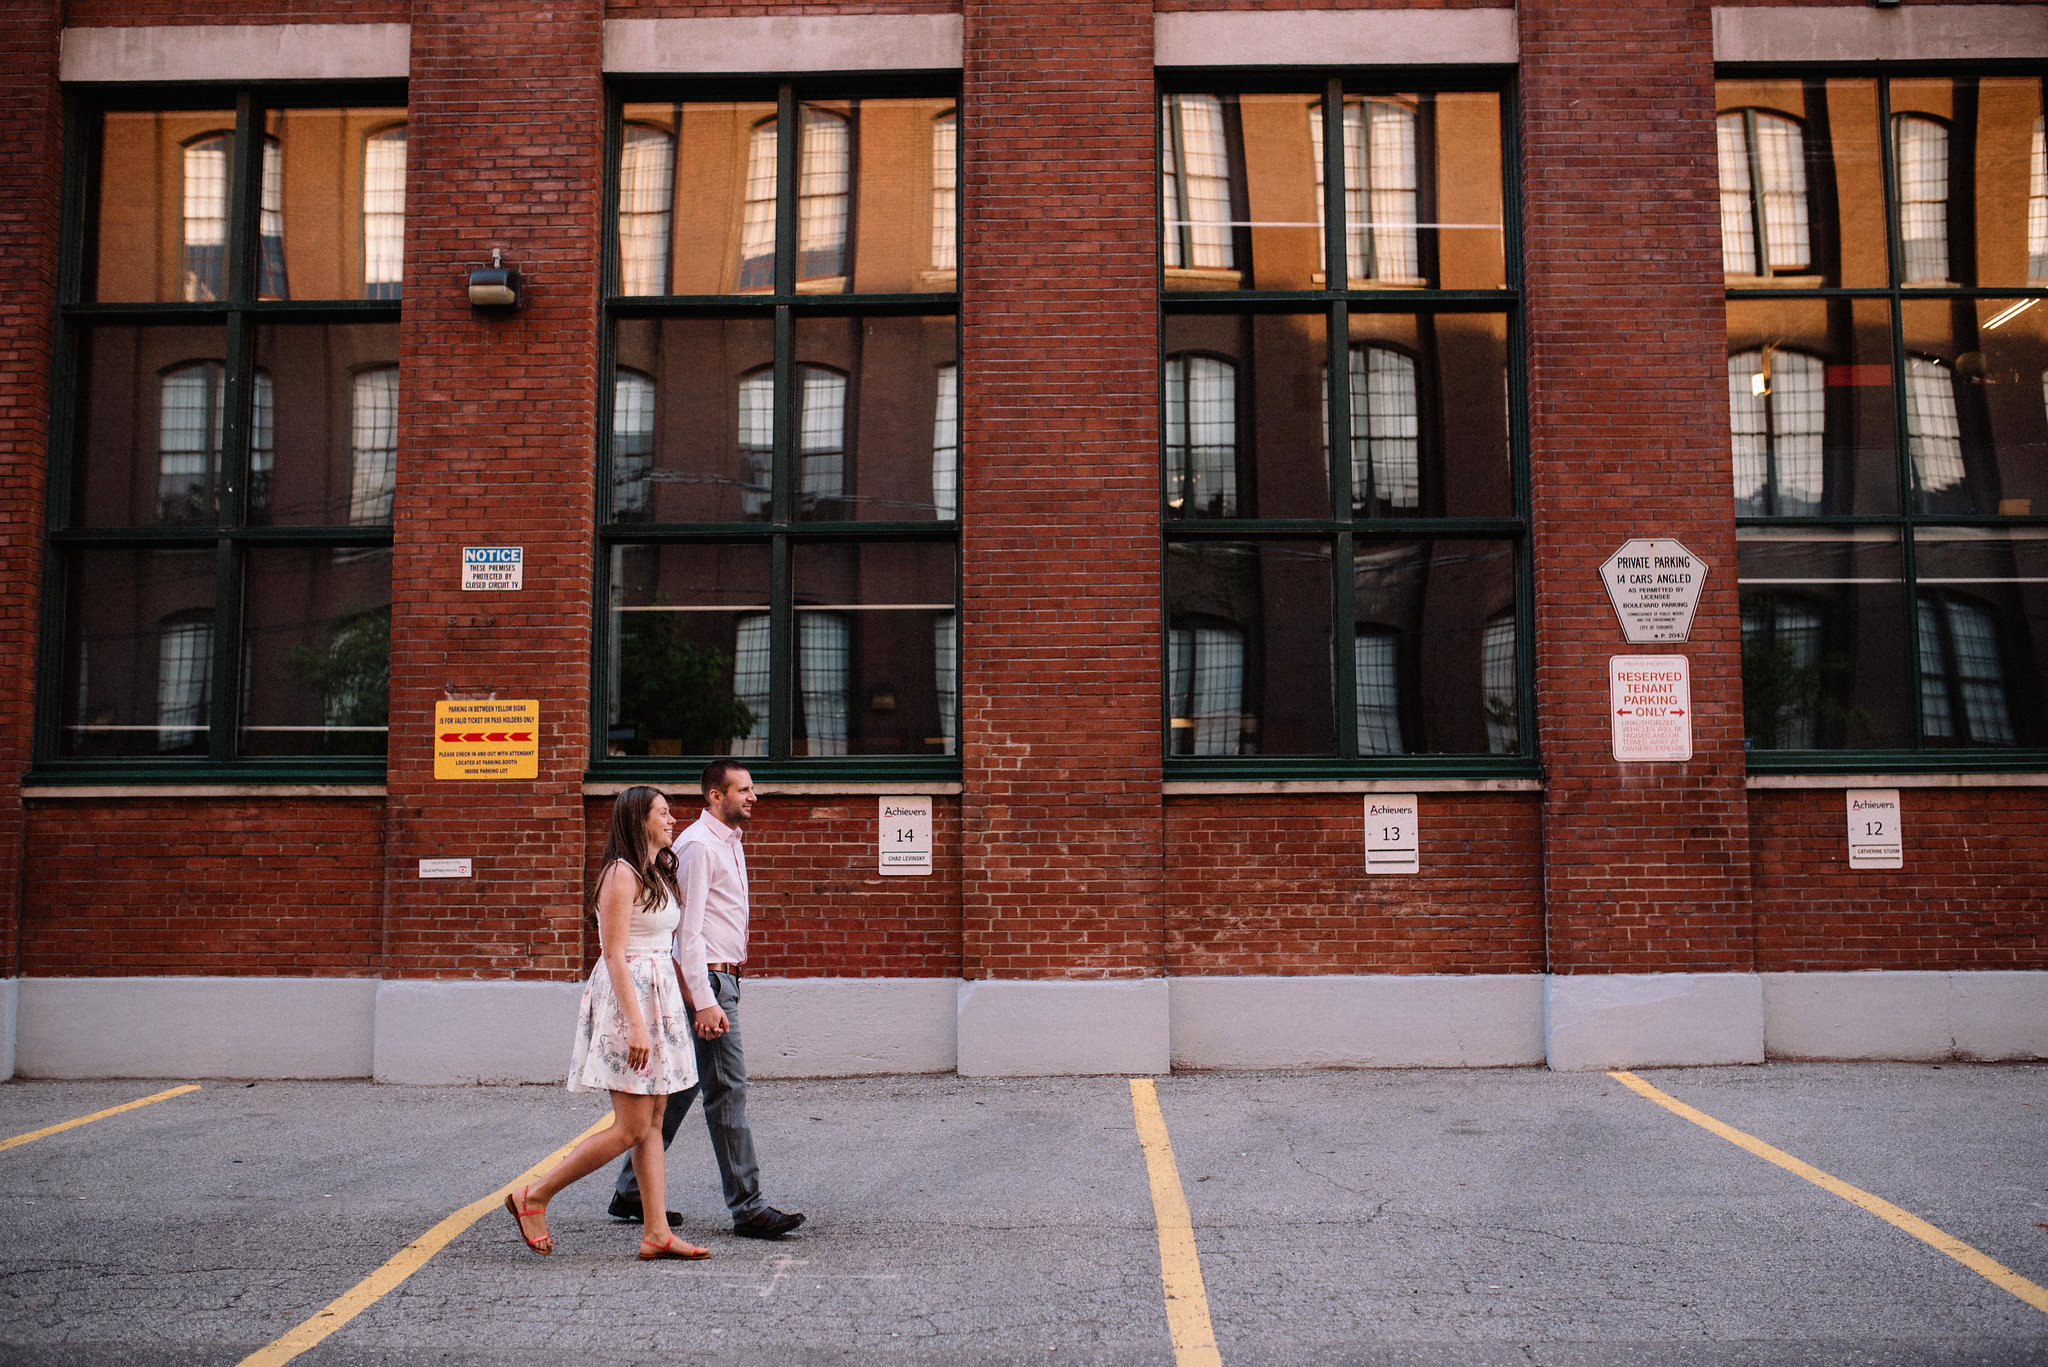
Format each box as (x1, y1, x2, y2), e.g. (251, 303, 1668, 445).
(593, 785, 682, 913)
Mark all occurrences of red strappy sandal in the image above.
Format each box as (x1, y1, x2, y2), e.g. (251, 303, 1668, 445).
(505, 1186, 553, 1255)
(637, 1233, 711, 1261)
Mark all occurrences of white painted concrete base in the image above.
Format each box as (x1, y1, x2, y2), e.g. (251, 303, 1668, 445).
(1546, 973, 1766, 1072)
(14, 977, 377, 1079)
(1170, 975, 1545, 1069)
(1763, 971, 2048, 1062)
(956, 979, 1170, 1076)
(371, 980, 583, 1084)
(0, 979, 16, 1082)
(744, 977, 956, 1078)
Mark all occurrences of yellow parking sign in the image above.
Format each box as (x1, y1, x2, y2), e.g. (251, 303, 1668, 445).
(434, 699, 539, 780)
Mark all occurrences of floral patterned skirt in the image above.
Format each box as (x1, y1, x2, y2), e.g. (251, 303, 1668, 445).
(566, 952, 698, 1096)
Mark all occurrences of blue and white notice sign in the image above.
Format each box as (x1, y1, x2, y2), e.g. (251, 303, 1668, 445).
(462, 546, 523, 591)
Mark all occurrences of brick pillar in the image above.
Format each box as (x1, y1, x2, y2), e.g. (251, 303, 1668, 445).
(957, 1, 1165, 1066)
(0, 5, 62, 1003)
(1519, 0, 1756, 1056)
(385, 1, 601, 991)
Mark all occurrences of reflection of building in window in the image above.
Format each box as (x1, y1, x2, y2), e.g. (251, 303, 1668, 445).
(738, 122, 778, 290)
(934, 612, 957, 755)
(364, 126, 406, 300)
(182, 135, 230, 302)
(738, 368, 774, 517)
(1481, 611, 1518, 755)
(1893, 115, 1950, 283)
(799, 612, 850, 756)
(1918, 593, 2015, 745)
(1354, 627, 1403, 755)
(1729, 348, 1825, 515)
(249, 371, 274, 517)
(1904, 355, 1965, 498)
(1312, 99, 1419, 284)
(2032, 118, 2048, 283)
(1741, 595, 1823, 748)
(612, 368, 655, 517)
(349, 367, 399, 525)
(1164, 354, 1237, 516)
(157, 617, 211, 752)
(1325, 345, 1419, 512)
(739, 110, 851, 290)
(732, 613, 769, 757)
(158, 362, 224, 523)
(618, 124, 674, 296)
(931, 112, 957, 272)
(797, 366, 848, 507)
(932, 363, 958, 519)
(1168, 622, 1245, 755)
(1161, 94, 1235, 271)
(259, 137, 287, 299)
(1716, 110, 1810, 277)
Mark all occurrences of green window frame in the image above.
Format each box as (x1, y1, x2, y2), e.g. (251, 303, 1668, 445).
(1158, 74, 1535, 780)
(594, 77, 963, 784)
(35, 84, 406, 784)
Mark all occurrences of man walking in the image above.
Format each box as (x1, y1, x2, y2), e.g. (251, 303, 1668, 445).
(607, 758, 805, 1240)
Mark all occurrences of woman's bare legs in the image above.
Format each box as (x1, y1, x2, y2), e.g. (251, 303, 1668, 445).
(630, 1113, 707, 1256)
(510, 1091, 666, 1251)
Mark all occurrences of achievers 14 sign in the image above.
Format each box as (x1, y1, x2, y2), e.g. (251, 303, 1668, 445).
(1599, 538, 1708, 643)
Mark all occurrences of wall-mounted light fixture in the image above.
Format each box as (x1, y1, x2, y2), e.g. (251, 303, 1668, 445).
(468, 249, 522, 310)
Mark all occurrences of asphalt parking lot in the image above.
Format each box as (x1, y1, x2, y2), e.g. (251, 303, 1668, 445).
(0, 1064, 2043, 1366)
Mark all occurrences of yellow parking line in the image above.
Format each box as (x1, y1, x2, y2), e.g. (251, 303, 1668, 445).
(0, 1084, 200, 1153)
(237, 1114, 614, 1367)
(1611, 1070, 2048, 1317)
(1129, 1078, 1223, 1367)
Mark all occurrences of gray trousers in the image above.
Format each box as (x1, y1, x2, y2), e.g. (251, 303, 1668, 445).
(612, 969, 763, 1220)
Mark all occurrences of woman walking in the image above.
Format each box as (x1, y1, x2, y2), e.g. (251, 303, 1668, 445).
(504, 785, 711, 1259)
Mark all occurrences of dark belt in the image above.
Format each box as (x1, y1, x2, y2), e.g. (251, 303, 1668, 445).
(708, 962, 743, 978)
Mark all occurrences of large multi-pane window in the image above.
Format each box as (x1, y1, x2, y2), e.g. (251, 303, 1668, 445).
(1160, 80, 1527, 771)
(1718, 73, 2048, 759)
(602, 83, 960, 773)
(43, 92, 404, 772)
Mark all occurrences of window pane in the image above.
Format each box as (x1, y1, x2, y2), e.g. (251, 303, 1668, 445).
(1716, 78, 1886, 289)
(1913, 527, 2048, 747)
(608, 544, 772, 757)
(1163, 312, 1327, 520)
(609, 317, 774, 522)
(1351, 540, 1519, 755)
(793, 316, 960, 521)
(91, 111, 235, 302)
(73, 325, 227, 527)
(239, 547, 392, 756)
(617, 122, 676, 296)
(1167, 540, 1333, 756)
(59, 548, 216, 757)
(1897, 296, 2048, 516)
(626, 101, 777, 296)
(1726, 297, 1898, 515)
(249, 324, 403, 526)
(1346, 311, 1512, 518)
(1162, 94, 1243, 289)
(1891, 77, 2044, 289)
(1737, 528, 1910, 749)
(1343, 92, 1504, 291)
(931, 111, 958, 276)
(843, 97, 958, 294)
(361, 123, 407, 300)
(792, 542, 957, 756)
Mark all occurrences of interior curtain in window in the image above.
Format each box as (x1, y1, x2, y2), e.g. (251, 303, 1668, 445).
(1905, 356, 1965, 498)
(797, 365, 847, 506)
(738, 369, 774, 518)
(1354, 627, 1404, 755)
(799, 612, 850, 756)
(258, 138, 287, 299)
(363, 127, 406, 300)
(158, 362, 224, 523)
(1716, 111, 1810, 276)
(349, 367, 399, 525)
(931, 113, 957, 272)
(618, 125, 675, 296)
(732, 613, 770, 757)
(1351, 345, 1419, 511)
(2030, 118, 2048, 283)
(1894, 115, 1951, 284)
(738, 122, 778, 290)
(1162, 95, 1235, 271)
(157, 618, 212, 752)
(1729, 348, 1825, 515)
(934, 611, 957, 755)
(182, 136, 230, 302)
(1314, 100, 1419, 284)
(1919, 594, 2015, 745)
(1480, 612, 1518, 755)
(613, 369, 655, 516)
(1168, 623, 1245, 756)
(249, 372, 274, 517)
(932, 363, 958, 519)
(1164, 354, 1237, 516)
(799, 108, 851, 282)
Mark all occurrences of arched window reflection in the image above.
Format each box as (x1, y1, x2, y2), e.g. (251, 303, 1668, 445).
(618, 123, 674, 296)
(1161, 94, 1237, 272)
(1905, 355, 1966, 500)
(1312, 98, 1420, 284)
(1893, 114, 1951, 284)
(349, 367, 399, 525)
(1729, 347, 1826, 516)
(931, 112, 957, 273)
(363, 126, 406, 300)
(1717, 110, 1810, 278)
(737, 110, 851, 290)
(1164, 353, 1238, 517)
(1919, 592, 2015, 745)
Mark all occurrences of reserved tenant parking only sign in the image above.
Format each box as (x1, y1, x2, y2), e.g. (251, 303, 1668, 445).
(1608, 656, 1693, 762)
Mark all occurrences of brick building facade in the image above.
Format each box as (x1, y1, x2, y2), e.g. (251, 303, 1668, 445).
(0, 0, 2042, 1081)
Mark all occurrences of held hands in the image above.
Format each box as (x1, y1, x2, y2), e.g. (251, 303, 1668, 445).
(694, 1003, 730, 1039)
(627, 1023, 653, 1071)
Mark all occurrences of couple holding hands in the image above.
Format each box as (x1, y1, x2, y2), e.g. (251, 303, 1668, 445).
(505, 761, 805, 1260)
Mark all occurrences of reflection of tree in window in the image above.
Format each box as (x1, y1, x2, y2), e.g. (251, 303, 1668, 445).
(363, 126, 406, 300)
(282, 607, 391, 741)
(932, 363, 958, 519)
(738, 111, 850, 289)
(1716, 111, 1810, 277)
(1904, 355, 1966, 499)
(2031, 117, 2048, 283)
(1161, 95, 1236, 271)
(1354, 626, 1403, 755)
(1323, 345, 1419, 514)
(931, 112, 957, 272)
(799, 612, 850, 756)
(1893, 115, 1950, 284)
(157, 616, 211, 753)
(1168, 621, 1245, 755)
(613, 368, 655, 517)
(1480, 611, 1518, 755)
(1728, 348, 1824, 515)
(1164, 354, 1237, 517)
(1918, 593, 2015, 745)
(618, 124, 674, 296)
(1741, 596, 1823, 748)
(934, 612, 957, 755)
(732, 614, 770, 756)
(349, 367, 399, 525)
(1312, 99, 1419, 284)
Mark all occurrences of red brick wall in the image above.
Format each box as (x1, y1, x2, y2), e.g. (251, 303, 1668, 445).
(1166, 794, 1545, 975)
(1752, 789, 2048, 971)
(18, 799, 384, 976)
(382, 0, 604, 981)
(604, 2, 957, 13)
(1519, 0, 1755, 974)
(61, 1, 407, 24)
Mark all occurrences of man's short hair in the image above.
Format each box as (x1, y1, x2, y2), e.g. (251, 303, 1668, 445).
(701, 758, 750, 796)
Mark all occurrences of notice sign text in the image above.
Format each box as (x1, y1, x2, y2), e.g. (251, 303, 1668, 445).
(878, 796, 933, 875)
(1608, 656, 1693, 762)
(1364, 794, 1419, 874)
(434, 699, 539, 780)
(1846, 789, 1903, 869)
(462, 546, 523, 591)
(418, 858, 473, 879)
(1599, 538, 1708, 642)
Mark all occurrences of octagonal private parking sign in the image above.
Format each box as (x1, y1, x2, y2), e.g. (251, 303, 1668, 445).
(1598, 538, 1709, 643)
